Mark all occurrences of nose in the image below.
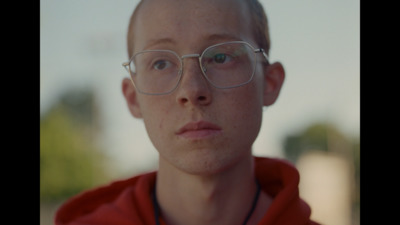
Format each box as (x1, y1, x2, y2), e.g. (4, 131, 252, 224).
(175, 56, 212, 106)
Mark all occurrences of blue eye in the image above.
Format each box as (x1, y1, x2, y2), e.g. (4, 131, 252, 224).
(214, 53, 226, 63)
(153, 60, 171, 70)
(213, 53, 232, 64)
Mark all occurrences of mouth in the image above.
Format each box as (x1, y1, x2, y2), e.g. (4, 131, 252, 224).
(176, 121, 222, 139)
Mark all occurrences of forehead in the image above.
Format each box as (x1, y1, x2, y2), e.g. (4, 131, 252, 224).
(131, 0, 254, 52)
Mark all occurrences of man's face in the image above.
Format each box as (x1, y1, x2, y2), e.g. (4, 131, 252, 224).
(127, 0, 268, 175)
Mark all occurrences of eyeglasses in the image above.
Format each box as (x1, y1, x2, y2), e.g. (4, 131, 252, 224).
(122, 41, 269, 95)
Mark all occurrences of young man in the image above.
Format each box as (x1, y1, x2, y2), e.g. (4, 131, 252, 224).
(55, 0, 320, 224)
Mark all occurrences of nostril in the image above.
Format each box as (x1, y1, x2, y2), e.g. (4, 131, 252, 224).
(177, 93, 211, 106)
(180, 98, 188, 104)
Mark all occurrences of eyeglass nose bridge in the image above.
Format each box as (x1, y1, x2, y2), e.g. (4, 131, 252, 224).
(181, 53, 200, 59)
(179, 53, 208, 74)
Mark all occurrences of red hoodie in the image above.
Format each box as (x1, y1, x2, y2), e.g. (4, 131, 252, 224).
(55, 157, 320, 225)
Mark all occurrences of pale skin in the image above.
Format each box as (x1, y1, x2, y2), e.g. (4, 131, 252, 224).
(122, 0, 285, 224)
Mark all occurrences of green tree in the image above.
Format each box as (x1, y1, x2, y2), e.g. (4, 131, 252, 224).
(283, 122, 354, 163)
(40, 88, 109, 203)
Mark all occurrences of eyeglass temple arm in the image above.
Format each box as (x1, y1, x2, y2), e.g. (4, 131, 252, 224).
(255, 48, 269, 63)
(122, 62, 130, 72)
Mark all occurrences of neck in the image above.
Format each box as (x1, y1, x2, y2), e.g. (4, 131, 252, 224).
(155, 155, 269, 225)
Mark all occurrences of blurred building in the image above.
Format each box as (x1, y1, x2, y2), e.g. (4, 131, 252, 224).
(297, 151, 353, 225)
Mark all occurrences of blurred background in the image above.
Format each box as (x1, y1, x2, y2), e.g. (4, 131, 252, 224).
(40, 0, 360, 224)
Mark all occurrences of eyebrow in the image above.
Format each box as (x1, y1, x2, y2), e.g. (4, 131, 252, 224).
(142, 33, 244, 51)
(143, 38, 177, 51)
(204, 33, 243, 42)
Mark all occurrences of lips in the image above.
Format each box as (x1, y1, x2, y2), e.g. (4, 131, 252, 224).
(176, 121, 222, 139)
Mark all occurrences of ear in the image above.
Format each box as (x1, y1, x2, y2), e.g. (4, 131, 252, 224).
(262, 62, 285, 106)
(122, 77, 143, 118)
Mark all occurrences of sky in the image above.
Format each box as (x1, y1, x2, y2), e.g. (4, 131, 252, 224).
(40, 0, 360, 176)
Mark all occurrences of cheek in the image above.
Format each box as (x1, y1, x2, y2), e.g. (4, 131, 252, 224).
(139, 98, 173, 144)
(231, 79, 264, 115)
(221, 81, 264, 136)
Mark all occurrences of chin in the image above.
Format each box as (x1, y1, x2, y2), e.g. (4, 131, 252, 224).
(172, 148, 252, 176)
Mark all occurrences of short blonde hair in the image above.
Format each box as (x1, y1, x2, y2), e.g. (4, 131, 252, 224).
(126, 0, 270, 59)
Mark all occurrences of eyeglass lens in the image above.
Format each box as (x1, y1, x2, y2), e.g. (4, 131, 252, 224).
(129, 42, 256, 95)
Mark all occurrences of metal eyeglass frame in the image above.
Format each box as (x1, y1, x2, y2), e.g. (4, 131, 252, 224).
(122, 41, 269, 95)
